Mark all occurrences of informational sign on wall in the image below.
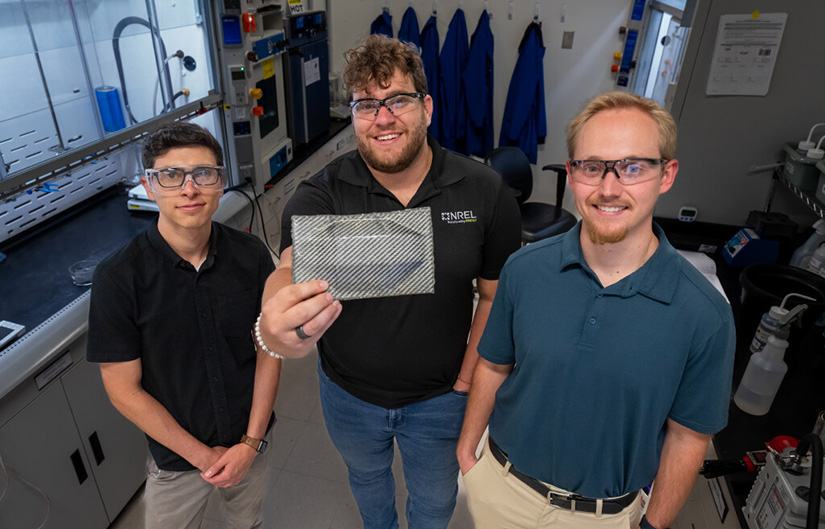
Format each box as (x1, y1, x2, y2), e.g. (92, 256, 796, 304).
(706, 13, 787, 96)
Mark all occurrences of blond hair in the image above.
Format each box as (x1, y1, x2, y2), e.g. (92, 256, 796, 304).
(566, 92, 677, 159)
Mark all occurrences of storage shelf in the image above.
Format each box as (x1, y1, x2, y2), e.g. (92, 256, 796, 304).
(775, 168, 825, 218)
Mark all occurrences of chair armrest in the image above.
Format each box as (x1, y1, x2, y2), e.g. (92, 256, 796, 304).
(541, 164, 568, 208)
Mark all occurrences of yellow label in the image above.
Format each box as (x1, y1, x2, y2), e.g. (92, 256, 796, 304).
(262, 57, 274, 80)
(752, 10, 760, 19)
(288, 0, 302, 4)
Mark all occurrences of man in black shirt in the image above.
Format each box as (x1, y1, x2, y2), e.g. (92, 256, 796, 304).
(87, 122, 280, 529)
(257, 36, 520, 528)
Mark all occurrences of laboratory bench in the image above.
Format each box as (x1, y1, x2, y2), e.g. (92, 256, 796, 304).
(0, 119, 352, 529)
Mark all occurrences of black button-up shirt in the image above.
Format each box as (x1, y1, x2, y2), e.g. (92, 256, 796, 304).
(88, 221, 275, 470)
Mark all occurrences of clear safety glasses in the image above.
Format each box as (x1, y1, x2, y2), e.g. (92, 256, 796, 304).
(568, 158, 668, 186)
(349, 92, 425, 120)
(145, 165, 226, 193)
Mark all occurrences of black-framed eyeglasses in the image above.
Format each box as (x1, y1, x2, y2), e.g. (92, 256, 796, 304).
(349, 92, 425, 120)
(568, 158, 668, 186)
(145, 165, 226, 191)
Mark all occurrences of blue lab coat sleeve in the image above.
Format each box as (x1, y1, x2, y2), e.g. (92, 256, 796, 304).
(421, 16, 441, 141)
(399, 7, 420, 52)
(499, 24, 546, 164)
(438, 9, 469, 153)
(464, 10, 494, 158)
(370, 12, 393, 38)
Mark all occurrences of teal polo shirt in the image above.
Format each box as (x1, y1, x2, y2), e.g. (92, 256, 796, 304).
(479, 222, 735, 498)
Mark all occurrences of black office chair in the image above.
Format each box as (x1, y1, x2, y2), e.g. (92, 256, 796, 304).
(485, 146, 577, 244)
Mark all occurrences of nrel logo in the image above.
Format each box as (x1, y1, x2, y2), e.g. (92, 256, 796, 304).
(441, 210, 477, 224)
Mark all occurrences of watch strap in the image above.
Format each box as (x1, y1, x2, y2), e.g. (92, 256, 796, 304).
(240, 434, 267, 453)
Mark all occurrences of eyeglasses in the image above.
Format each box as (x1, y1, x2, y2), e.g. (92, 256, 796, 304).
(145, 165, 225, 192)
(568, 158, 668, 186)
(349, 92, 425, 120)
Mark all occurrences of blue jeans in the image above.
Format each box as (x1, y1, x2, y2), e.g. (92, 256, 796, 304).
(318, 363, 467, 529)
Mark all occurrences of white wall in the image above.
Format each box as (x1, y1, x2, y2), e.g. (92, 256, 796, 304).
(322, 0, 632, 215)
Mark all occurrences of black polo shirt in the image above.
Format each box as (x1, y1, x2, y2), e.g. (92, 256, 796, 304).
(281, 136, 521, 408)
(87, 221, 275, 471)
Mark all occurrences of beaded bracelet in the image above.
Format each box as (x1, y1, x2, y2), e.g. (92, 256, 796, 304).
(254, 313, 283, 359)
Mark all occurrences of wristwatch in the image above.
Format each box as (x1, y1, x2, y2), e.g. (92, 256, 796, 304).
(240, 434, 268, 453)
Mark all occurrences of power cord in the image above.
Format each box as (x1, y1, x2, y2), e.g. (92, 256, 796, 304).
(224, 181, 280, 259)
(0, 449, 51, 529)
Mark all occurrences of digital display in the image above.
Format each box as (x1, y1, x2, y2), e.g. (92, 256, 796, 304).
(296, 16, 305, 29)
(314, 13, 323, 25)
(0, 327, 11, 341)
(231, 69, 245, 81)
(222, 16, 242, 46)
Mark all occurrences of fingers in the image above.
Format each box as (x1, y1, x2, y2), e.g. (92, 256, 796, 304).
(259, 280, 342, 358)
(298, 294, 343, 338)
(201, 446, 254, 488)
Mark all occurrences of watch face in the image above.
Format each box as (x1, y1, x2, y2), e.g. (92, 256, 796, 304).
(258, 439, 268, 453)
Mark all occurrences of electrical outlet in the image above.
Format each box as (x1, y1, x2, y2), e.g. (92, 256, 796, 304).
(562, 31, 575, 49)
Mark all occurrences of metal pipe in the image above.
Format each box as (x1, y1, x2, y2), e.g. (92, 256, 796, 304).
(19, 0, 66, 151)
(66, 0, 105, 139)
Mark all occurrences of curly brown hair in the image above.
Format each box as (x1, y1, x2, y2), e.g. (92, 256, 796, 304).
(342, 35, 427, 100)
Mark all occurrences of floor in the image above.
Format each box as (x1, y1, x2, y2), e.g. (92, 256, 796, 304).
(109, 348, 476, 529)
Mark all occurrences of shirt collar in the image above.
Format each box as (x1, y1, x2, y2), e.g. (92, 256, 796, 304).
(147, 220, 219, 271)
(560, 221, 679, 304)
(338, 135, 466, 192)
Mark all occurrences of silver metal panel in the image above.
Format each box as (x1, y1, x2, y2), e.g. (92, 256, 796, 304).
(0, 292, 90, 401)
(292, 207, 435, 300)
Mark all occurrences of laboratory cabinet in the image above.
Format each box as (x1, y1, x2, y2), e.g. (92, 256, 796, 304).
(0, 333, 146, 529)
(671, 444, 740, 529)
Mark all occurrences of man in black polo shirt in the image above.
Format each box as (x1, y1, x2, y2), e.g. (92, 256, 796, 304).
(256, 35, 520, 528)
(87, 122, 280, 529)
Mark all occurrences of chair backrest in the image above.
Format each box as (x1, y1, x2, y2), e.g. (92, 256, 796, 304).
(485, 146, 533, 204)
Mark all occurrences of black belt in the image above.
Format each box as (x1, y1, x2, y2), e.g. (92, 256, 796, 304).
(488, 437, 638, 515)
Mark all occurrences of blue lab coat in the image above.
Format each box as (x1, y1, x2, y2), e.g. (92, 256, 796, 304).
(399, 7, 420, 52)
(500, 23, 546, 164)
(421, 15, 441, 141)
(439, 9, 469, 153)
(370, 12, 393, 37)
(464, 10, 494, 158)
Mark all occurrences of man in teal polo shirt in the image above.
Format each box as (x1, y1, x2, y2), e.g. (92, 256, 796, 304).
(457, 92, 735, 529)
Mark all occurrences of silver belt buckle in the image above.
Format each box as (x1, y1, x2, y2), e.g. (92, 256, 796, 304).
(549, 492, 583, 511)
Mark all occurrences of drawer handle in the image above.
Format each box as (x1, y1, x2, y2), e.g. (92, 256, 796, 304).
(70, 449, 88, 484)
(89, 431, 105, 466)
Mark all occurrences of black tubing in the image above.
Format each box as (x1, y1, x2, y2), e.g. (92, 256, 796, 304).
(112, 16, 174, 124)
(794, 433, 823, 529)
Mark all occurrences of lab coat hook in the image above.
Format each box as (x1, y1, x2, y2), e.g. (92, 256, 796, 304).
(508, 0, 514, 20)
(534, 3, 541, 23)
(382, 0, 390, 15)
(432, 0, 438, 16)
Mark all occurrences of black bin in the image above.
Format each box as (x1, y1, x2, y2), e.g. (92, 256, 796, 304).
(739, 264, 825, 359)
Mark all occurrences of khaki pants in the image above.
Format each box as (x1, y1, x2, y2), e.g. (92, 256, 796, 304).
(144, 430, 272, 529)
(463, 438, 642, 529)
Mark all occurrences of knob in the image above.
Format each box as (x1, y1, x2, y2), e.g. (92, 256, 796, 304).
(246, 51, 259, 62)
(249, 88, 263, 100)
(252, 106, 264, 117)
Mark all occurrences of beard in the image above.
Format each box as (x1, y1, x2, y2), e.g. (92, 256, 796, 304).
(356, 110, 429, 174)
(585, 221, 629, 244)
(584, 201, 630, 244)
